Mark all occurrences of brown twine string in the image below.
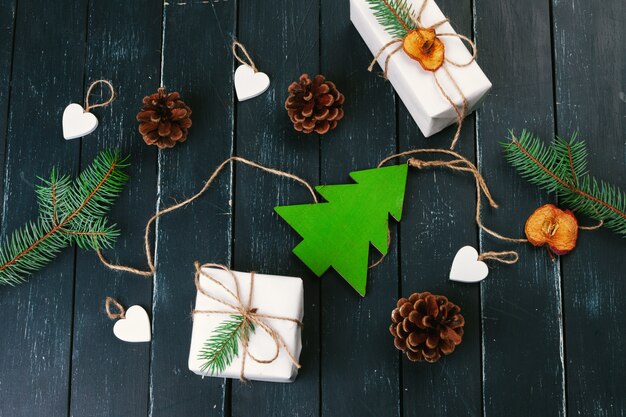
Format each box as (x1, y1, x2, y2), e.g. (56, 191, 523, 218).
(367, 0, 477, 150)
(477, 251, 519, 264)
(232, 40, 258, 72)
(105, 296, 126, 320)
(84, 80, 115, 112)
(377, 148, 527, 265)
(192, 262, 302, 382)
(96, 157, 318, 277)
(578, 219, 604, 231)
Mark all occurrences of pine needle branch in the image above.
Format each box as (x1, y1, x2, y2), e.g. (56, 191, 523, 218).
(501, 130, 626, 237)
(198, 315, 255, 376)
(0, 149, 129, 286)
(365, 0, 417, 39)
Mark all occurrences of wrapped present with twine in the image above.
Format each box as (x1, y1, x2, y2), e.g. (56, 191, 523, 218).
(188, 263, 304, 383)
(351, 0, 491, 148)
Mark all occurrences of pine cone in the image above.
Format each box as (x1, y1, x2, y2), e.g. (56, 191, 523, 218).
(137, 88, 192, 149)
(285, 74, 344, 134)
(390, 292, 464, 363)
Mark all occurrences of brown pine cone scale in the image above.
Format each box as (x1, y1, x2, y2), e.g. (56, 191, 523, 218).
(137, 87, 192, 149)
(285, 74, 344, 135)
(390, 292, 464, 363)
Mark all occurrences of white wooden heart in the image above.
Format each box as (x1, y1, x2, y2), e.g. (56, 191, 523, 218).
(62, 103, 98, 140)
(449, 246, 489, 283)
(113, 305, 151, 343)
(234, 65, 270, 101)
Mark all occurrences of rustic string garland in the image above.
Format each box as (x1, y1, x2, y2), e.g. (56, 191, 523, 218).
(367, 0, 477, 150)
(96, 157, 317, 276)
(193, 262, 302, 382)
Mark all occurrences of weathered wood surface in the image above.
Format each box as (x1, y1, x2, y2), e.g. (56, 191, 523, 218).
(553, 1, 626, 415)
(0, 0, 624, 416)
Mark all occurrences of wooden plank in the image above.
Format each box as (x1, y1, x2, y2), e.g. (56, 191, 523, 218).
(0, 0, 88, 415)
(319, 0, 400, 414)
(552, 1, 626, 415)
(474, 0, 566, 416)
(0, 0, 16, 205)
(149, 1, 236, 416)
(68, 1, 162, 416)
(397, 0, 482, 415)
(230, 0, 320, 416)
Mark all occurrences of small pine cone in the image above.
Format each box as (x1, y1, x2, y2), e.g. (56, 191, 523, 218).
(390, 292, 464, 363)
(285, 74, 344, 135)
(137, 88, 192, 149)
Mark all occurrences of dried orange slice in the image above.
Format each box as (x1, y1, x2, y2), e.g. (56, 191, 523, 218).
(402, 28, 445, 72)
(525, 204, 578, 255)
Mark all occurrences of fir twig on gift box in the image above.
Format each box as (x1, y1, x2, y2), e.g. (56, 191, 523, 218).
(188, 264, 304, 383)
(351, 0, 492, 142)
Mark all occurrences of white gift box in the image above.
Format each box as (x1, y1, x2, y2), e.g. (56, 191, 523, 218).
(350, 0, 492, 137)
(188, 267, 304, 383)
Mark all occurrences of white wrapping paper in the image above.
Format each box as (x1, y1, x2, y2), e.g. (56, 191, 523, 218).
(188, 267, 304, 383)
(350, 0, 492, 137)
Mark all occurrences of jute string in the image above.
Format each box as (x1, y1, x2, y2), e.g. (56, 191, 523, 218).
(232, 41, 259, 72)
(193, 262, 302, 382)
(378, 148, 528, 264)
(367, 0, 477, 150)
(96, 157, 318, 276)
(84, 80, 115, 112)
(105, 296, 126, 320)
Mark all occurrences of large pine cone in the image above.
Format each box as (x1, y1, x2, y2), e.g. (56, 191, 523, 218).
(137, 88, 192, 149)
(390, 292, 464, 363)
(285, 74, 344, 135)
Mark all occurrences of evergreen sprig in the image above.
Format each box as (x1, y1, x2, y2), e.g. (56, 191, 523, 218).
(0, 149, 129, 286)
(365, 0, 417, 39)
(501, 131, 626, 237)
(198, 315, 255, 376)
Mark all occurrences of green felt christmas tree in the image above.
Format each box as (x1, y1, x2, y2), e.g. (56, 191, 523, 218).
(275, 164, 408, 296)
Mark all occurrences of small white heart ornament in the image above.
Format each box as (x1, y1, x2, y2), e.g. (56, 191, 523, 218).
(113, 305, 151, 343)
(62, 103, 98, 140)
(234, 65, 270, 101)
(449, 246, 489, 283)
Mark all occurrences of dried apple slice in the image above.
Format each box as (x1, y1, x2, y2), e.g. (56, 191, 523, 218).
(525, 204, 578, 255)
(402, 28, 445, 72)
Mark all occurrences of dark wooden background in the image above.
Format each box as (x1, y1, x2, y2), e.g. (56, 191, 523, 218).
(0, 0, 624, 416)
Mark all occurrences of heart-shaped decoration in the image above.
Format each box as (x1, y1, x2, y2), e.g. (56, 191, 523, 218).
(234, 65, 270, 101)
(62, 103, 98, 140)
(113, 305, 151, 343)
(449, 246, 489, 283)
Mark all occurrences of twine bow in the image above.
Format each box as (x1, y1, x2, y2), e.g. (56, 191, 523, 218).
(368, 0, 477, 149)
(192, 262, 302, 382)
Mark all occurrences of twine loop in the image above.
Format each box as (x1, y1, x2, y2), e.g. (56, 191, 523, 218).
(368, 0, 477, 149)
(105, 297, 126, 320)
(193, 262, 302, 382)
(232, 41, 259, 72)
(84, 80, 115, 112)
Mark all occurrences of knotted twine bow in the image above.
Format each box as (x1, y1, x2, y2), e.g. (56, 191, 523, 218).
(368, 0, 477, 150)
(192, 262, 302, 382)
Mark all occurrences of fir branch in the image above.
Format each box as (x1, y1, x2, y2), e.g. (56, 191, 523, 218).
(501, 131, 626, 237)
(365, 0, 417, 39)
(198, 315, 255, 376)
(0, 150, 129, 286)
